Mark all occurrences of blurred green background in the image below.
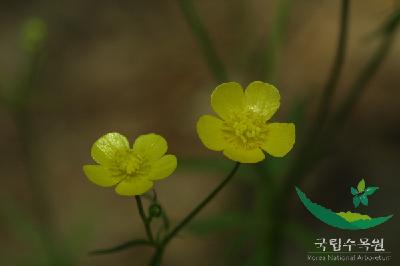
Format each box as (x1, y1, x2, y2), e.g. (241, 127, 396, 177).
(0, 0, 399, 265)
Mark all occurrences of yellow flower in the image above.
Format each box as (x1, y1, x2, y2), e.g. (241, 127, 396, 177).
(83, 132, 177, 196)
(197, 81, 295, 163)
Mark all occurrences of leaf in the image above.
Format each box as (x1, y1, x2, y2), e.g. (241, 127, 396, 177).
(357, 179, 366, 193)
(350, 187, 358, 196)
(359, 194, 369, 206)
(353, 196, 360, 208)
(381, 6, 400, 35)
(89, 239, 152, 255)
(365, 186, 379, 196)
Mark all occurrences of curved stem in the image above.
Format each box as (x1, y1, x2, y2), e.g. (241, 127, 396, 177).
(135, 195, 154, 244)
(150, 162, 240, 265)
(89, 239, 152, 255)
(163, 162, 240, 246)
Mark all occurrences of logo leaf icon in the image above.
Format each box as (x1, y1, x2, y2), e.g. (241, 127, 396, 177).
(365, 186, 379, 196)
(357, 179, 366, 193)
(351, 187, 358, 196)
(359, 194, 369, 206)
(353, 196, 360, 208)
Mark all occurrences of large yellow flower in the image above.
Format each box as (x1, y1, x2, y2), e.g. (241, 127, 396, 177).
(83, 132, 177, 196)
(197, 81, 295, 163)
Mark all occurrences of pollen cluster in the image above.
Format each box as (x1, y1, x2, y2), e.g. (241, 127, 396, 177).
(113, 150, 146, 178)
(223, 111, 268, 149)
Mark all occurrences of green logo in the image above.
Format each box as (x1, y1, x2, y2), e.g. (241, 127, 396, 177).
(295, 179, 393, 230)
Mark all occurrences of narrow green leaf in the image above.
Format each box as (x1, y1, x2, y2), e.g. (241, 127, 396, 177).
(382, 7, 400, 35)
(359, 194, 368, 206)
(177, 0, 228, 83)
(365, 186, 379, 196)
(89, 239, 152, 255)
(357, 179, 366, 193)
(350, 187, 358, 196)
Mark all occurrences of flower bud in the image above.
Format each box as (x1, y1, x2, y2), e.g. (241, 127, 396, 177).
(149, 204, 162, 218)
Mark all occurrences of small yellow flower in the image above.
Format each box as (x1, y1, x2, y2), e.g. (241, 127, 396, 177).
(83, 132, 177, 196)
(197, 81, 295, 163)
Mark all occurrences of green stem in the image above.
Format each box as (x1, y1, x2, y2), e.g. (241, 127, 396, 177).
(263, 0, 293, 83)
(149, 245, 164, 266)
(11, 44, 48, 225)
(89, 239, 152, 255)
(177, 0, 228, 83)
(135, 195, 154, 244)
(163, 162, 239, 245)
(333, 34, 394, 125)
(266, 5, 400, 266)
(150, 162, 240, 265)
(314, 0, 350, 131)
(265, 1, 350, 265)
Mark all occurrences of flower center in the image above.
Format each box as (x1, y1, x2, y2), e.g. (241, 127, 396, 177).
(112, 150, 146, 178)
(222, 111, 267, 149)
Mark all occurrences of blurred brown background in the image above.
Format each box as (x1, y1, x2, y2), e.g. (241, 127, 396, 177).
(0, 0, 399, 265)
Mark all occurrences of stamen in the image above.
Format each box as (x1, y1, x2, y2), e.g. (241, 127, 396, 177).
(110, 150, 145, 179)
(222, 111, 268, 149)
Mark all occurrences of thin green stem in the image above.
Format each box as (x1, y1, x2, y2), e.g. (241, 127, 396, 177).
(163, 162, 239, 246)
(314, 0, 350, 131)
(177, 0, 228, 83)
(263, 0, 293, 83)
(135, 195, 154, 244)
(265, 5, 400, 266)
(150, 162, 241, 265)
(265, 1, 350, 265)
(149, 245, 164, 266)
(333, 34, 394, 125)
(89, 239, 152, 255)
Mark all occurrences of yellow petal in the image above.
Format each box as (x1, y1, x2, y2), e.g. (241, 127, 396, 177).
(245, 81, 280, 121)
(223, 146, 265, 163)
(115, 178, 153, 196)
(149, 155, 177, 180)
(83, 165, 121, 187)
(261, 123, 295, 157)
(196, 115, 226, 151)
(133, 133, 168, 161)
(91, 132, 129, 166)
(211, 82, 244, 120)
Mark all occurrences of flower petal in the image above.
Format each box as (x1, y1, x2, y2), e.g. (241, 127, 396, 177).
(245, 81, 280, 121)
(223, 147, 265, 163)
(211, 82, 244, 120)
(115, 178, 153, 196)
(196, 115, 226, 151)
(149, 155, 177, 180)
(261, 123, 295, 157)
(91, 132, 130, 166)
(83, 165, 121, 187)
(133, 133, 168, 161)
